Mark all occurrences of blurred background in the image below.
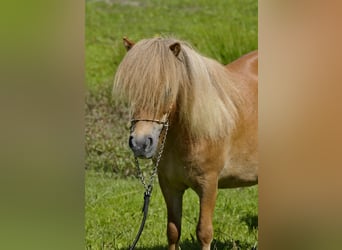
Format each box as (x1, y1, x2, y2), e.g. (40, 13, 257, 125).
(1, 0, 342, 249)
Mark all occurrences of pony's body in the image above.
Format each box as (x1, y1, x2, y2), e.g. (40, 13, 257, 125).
(114, 37, 258, 250)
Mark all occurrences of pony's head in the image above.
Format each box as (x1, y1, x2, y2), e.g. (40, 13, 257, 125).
(114, 37, 181, 158)
(114, 37, 241, 158)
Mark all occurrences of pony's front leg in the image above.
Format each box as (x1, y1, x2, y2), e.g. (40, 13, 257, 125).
(195, 174, 218, 250)
(159, 178, 184, 250)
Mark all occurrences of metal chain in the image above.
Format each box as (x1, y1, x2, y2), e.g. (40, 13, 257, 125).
(129, 105, 172, 250)
(134, 120, 169, 194)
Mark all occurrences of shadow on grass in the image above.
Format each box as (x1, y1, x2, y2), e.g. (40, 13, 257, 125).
(122, 237, 257, 250)
(118, 239, 198, 250)
(240, 214, 258, 232)
(120, 214, 258, 250)
(123, 240, 198, 250)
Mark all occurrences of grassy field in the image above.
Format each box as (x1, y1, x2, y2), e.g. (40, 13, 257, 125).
(86, 0, 258, 249)
(86, 171, 258, 250)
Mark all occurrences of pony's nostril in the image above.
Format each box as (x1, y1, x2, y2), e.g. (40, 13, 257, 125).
(129, 136, 135, 148)
(145, 137, 153, 148)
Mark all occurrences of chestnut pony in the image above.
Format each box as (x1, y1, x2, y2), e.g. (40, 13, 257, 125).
(114, 37, 258, 250)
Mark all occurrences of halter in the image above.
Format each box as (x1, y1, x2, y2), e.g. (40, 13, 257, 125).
(130, 118, 169, 127)
(130, 102, 173, 128)
(130, 117, 169, 194)
(128, 105, 172, 250)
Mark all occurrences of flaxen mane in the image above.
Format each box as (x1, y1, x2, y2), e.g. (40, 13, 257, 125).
(113, 37, 242, 139)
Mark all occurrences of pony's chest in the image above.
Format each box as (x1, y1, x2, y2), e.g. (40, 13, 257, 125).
(159, 149, 189, 181)
(159, 142, 227, 186)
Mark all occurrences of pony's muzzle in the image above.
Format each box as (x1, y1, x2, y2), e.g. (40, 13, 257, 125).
(129, 135, 156, 158)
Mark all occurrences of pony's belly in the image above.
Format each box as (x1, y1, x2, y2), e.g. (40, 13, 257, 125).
(218, 162, 258, 188)
(218, 176, 257, 188)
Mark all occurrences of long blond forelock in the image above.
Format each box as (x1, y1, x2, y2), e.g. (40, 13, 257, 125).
(113, 37, 242, 140)
(114, 38, 184, 118)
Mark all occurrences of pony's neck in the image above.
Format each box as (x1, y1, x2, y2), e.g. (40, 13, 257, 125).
(176, 48, 241, 141)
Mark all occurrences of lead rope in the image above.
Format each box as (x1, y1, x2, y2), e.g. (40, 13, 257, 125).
(128, 120, 169, 250)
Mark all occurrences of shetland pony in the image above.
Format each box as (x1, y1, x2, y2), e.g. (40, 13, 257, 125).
(114, 37, 258, 250)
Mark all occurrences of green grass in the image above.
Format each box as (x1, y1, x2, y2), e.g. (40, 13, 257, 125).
(86, 171, 258, 250)
(86, 0, 258, 248)
(86, 0, 257, 91)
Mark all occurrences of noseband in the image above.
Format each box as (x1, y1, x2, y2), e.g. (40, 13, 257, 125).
(130, 103, 173, 129)
(129, 112, 171, 186)
(130, 118, 169, 127)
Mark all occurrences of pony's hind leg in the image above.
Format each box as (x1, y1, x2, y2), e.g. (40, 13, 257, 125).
(159, 178, 185, 250)
(194, 174, 219, 250)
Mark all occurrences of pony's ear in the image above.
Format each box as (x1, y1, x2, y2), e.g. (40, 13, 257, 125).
(169, 42, 181, 57)
(123, 37, 135, 51)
